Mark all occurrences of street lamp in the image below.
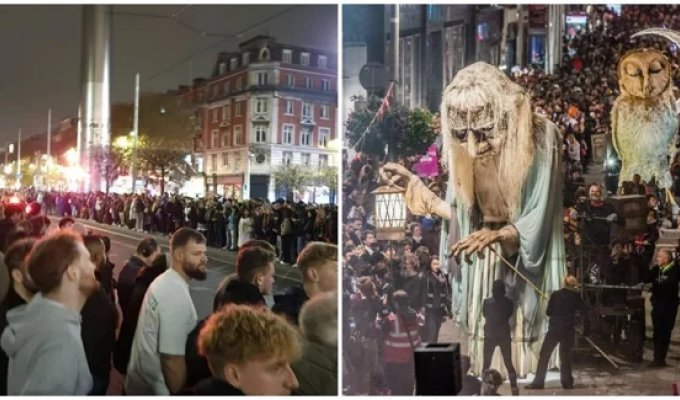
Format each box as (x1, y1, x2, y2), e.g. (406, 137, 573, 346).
(65, 148, 79, 165)
(371, 185, 407, 241)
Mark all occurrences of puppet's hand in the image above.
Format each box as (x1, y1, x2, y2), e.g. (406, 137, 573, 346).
(380, 163, 450, 219)
(449, 226, 518, 262)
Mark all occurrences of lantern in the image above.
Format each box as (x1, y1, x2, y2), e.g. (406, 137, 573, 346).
(371, 185, 407, 241)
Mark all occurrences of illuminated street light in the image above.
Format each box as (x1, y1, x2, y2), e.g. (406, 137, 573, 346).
(65, 148, 78, 165)
(29, 163, 36, 171)
(4, 164, 12, 175)
(113, 136, 130, 149)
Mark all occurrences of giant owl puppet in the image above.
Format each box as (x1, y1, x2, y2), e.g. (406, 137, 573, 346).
(381, 62, 565, 377)
(613, 28, 680, 197)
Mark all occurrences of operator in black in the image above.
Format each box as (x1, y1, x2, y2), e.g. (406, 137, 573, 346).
(526, 275, 584, 390)
(482, 279, 518, 396)
(645, 248, 680, 368)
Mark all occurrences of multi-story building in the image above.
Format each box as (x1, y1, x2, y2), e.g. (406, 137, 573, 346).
(197, 35, 338, 201)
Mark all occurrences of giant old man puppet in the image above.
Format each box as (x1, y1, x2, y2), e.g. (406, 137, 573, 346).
(381, 62, 566, 377)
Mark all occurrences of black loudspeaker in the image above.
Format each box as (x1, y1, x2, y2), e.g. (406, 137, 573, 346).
(414, 342, 462, 395)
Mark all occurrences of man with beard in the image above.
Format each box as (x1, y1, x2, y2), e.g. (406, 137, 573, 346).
(1, 231, 98, 395)
(125, 228, 207, 395)
(0, 238, 37, 395)
(80, 235, 117, 395)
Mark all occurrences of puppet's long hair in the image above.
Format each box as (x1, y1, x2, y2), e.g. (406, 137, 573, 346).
(440, 62, 536, 221)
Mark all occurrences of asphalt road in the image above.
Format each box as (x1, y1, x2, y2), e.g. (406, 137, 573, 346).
(49, 217, 303, 319)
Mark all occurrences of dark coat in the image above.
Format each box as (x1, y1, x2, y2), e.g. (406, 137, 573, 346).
(272, 286, 309, 326)
(186, 377, 244, 395)
(291, 340, 337, 395)
(81, 287, 116, 391)
(117, 256, 146, 314)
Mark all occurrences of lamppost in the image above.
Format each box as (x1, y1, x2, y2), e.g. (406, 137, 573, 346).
(243, 151, 255, 200)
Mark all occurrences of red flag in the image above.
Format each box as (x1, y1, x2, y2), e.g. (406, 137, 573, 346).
(376, 82, 394, 123)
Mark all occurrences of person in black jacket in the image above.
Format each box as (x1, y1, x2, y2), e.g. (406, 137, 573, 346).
(0, 238, 36, 395)
(273, 242, 338, 325)
(81, 236, 117, 395)
(526, 275, 584, 390)
(482, 279, 518, 395)
(113, 252, 167, 374)
(644, 248, 680, 367)
(421, 256, 451, 343)
(117, 237, 160, 314)
(187, 305, 300, 395)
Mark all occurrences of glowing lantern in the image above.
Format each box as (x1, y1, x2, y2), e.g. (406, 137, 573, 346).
(371, 185, 407, 241)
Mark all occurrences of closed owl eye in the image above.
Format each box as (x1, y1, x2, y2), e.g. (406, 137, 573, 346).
(649, 61, 663, 74)
(626, 64, 642, 77)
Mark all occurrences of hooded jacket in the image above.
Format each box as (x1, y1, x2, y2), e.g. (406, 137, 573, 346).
(1, 294, 92, 395)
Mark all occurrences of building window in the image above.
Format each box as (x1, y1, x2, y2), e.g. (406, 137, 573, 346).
(242, 52, 250, 66)
(322, 79, 330, 92)
(212, 108, 219, 123)
(222, 130, 231, 147)
(320, 104, 329, 119)
(282, 151, 293, 165)
(235, 102, 242, 117)
(319, 127, 330, 147)
(305, 77, 312, 89)
(211, 130, 220, 149)
(219, 62, 226, 74)
(222, 153, 229, 166)
(301, 153, 311, 166)
(282, 49, 292, 64)
(301, 52, 310, 66)
(318, 154, 328, 168)
(256, 98, 268, 113)
(287, 75, 295, 87)
(257, 72, 269, 86)
(285, 100, 294, 115)
(236, 76, 243, 91)
(212, 84, 219, 98)
(259, 47, 270, 61)
(234, 125, 243, 145)
(211, 154, 218, 172)
(302, 102, 312, 118)
(223, 104, 231, 121)
(230, 57, 238, 70)
(318, 55, 328, 69)
(282, 124, 294, 144)
(300, 127, 312, 146)
(255, 126, 267, 143)
(224, 81, 230, 94)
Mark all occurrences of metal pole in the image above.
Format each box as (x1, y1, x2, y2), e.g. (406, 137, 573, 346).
(46, 108, 52, 189)
(131, 72, 140, 194)
(16, 129, 21, 188)
(389, 5, 400, 163)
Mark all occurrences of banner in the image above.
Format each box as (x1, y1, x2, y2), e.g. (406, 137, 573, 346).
(415, 144, 439, 177)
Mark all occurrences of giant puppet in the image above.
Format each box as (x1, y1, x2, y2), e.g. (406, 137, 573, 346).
(381, 62, 566, 376)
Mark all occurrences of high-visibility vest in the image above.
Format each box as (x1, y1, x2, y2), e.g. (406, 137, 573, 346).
(383, 313, 421, 364)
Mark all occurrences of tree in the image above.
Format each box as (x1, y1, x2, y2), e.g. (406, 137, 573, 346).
(345, 104, 437, 159)
(91, 145, 128, 195)
(136, 92, 194, 195)
(272, 164, 312, 202)
(313, 166, 338, 204)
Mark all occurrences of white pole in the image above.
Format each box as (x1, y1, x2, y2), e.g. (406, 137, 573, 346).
(131, 72, 140, 194)
(46, 108, 52, 189)
(16, 129, 21, 188)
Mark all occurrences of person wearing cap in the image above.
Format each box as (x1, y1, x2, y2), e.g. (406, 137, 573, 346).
(526, 275, 585, 390)
(1, 231, 99, 395)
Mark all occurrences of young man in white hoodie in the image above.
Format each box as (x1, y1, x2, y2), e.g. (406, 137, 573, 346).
(1, 231, 99, 395)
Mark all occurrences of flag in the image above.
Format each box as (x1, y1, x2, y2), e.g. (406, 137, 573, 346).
(376, 82, 394, 123)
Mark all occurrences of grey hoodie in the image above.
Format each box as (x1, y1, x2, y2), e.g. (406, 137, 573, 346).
(1, 293, 92, 395)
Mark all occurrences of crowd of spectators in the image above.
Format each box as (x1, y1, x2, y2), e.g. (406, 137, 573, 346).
(1, 189, 337, 266)
(342, 4, 680, 395)
(0, 190, 339, 395)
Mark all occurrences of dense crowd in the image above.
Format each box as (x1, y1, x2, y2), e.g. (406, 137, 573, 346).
(0, 189, 339, 395)
(2, 189, 337, 266)
(342, 4, 680, 396)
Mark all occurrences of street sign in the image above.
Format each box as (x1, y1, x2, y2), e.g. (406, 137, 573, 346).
(359, 62, 389, 93)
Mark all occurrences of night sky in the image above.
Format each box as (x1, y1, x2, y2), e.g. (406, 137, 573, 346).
(0, 4, 337, 145)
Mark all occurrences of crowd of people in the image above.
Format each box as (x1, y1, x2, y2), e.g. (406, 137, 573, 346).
(342, 4, 680, 396)
(1, 189, 337, 266)
(0, 188, 340, 395)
